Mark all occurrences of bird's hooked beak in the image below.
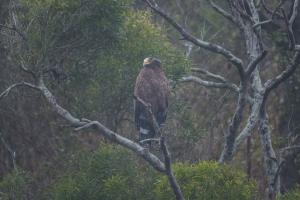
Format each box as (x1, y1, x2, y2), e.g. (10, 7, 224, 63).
(143, 57, 152, 66)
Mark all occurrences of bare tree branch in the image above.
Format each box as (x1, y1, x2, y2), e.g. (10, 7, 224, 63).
(246, 50, 268, 75)
(289, 0, 299, 26)
(253, 0, 285, 29)
(289, 0, 299, 50)
(0, 24, 27, 42)
(134, 91, 185, 200)
(133, 95, 161, 136)
(281, 145, 300, 152)
(143, 0, 245, 79)
(181, 75, 239, 92)
(207, 0, 235, 24)
(253, 19, 272, 28)
(261, 0, 284, 19)
(160, 136, 185, 200)
(0, 82, 40, 100)
(265, 52, 300, 95)
(233, 94, 263, 152)
(191, 67, 231, 83)
(281, 8, 296, 50)
(259, 108, 279, 200)
(35, 78, 167, 172)
(0, 131, 17, 170)
(19, 60, 37, 79)
(219, 87, 247, 162)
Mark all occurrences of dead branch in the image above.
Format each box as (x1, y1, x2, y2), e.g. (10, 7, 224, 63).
(261, 0, 284, 19)
(289, 0, 299, 27)
(219, 88, 247, 162)
(246, 50, 268, 75)
(134, 93, 185, 200)
(280, 145, 300, 152)
(0, 82, 40, 100)
(181, 75, 239, 92)
(265, 52, 300, 96)
(133, 95, 161, 135)
(0, 131, 17, 170)
(0, 24, 27, 42)
(207, 0, 235, 24)
(233, 94, 263, 152)
(160, 136, 185, 200)
(143, 0, 245, 79)
(191, 67, 236, 84)
(259, 108, 279, 199)
(0, 79, 166, 173)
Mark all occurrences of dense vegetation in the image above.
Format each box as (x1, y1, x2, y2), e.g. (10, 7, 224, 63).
(1, 0, 300, 199)
(1, 145, 257, 200)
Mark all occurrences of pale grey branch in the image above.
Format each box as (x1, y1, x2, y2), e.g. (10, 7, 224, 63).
(160, 137, 185, 200)
(207, 0, 235, 23)
(0, 82, 39, 100)
(37, 78, 166, 172)
(181, 75, 239, 92)
(143, 0, 245, 78)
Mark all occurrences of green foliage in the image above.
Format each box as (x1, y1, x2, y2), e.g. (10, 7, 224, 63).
(13, 0, 190, 130)
(18, 0, 132, 71)
(154, 162, 257, 200)
(0, 169, 32, 200)
(169, 99, 207, 143)
(49, 145, 157, 200)
(65, 10, 190, 124)
(49, 146, 257, 200)
(277, 188, 300, 200)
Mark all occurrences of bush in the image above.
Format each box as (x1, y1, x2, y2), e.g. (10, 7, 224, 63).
(65, 10, 190, 125)
(0, 169, 32, 200)
(277, 189, 300, 200)
(49, 145, 157, 200)
(154, 161, 257, 200)
(49, 145, 257, 200)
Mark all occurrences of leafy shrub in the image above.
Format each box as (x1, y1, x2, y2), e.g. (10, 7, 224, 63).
(49, 145, 257, 200)
(154, 161, 257, 200)
(0, 169, 32, 200)
(277, 188, 300, 200)
(49, 145, 157, 200)
(65, 10, 190, 126)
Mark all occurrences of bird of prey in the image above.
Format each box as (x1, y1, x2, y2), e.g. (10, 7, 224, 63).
(134, 57, 170, 145)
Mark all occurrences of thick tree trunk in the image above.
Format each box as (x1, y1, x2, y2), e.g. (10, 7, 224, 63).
(259, 107, 280, 200)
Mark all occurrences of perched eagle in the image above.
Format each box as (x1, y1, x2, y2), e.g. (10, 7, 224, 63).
(134, 57, 170, 144)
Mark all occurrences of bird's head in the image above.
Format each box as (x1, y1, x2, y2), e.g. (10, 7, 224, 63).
(143, 57, 161, 68)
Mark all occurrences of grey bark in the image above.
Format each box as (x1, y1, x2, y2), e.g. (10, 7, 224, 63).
(145, 0, 300, 198)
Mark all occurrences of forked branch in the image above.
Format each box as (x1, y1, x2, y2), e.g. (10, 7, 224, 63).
(143, 0, 245, 79)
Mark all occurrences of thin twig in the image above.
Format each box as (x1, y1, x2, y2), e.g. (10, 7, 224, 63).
(0, 24, 27, 42)
(0, 131, 17, 170)
(261, 0, 284, 19)
(139, 138, 160, 144)
(280, 145, 300, 152)
(191, 67, 228, 83)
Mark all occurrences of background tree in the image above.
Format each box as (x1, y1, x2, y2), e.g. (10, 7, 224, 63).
(1, 0, 300, 199)
(143, 0, 300, 199)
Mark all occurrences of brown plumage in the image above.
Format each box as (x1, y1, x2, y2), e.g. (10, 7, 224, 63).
(134, 57, 170, 143)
